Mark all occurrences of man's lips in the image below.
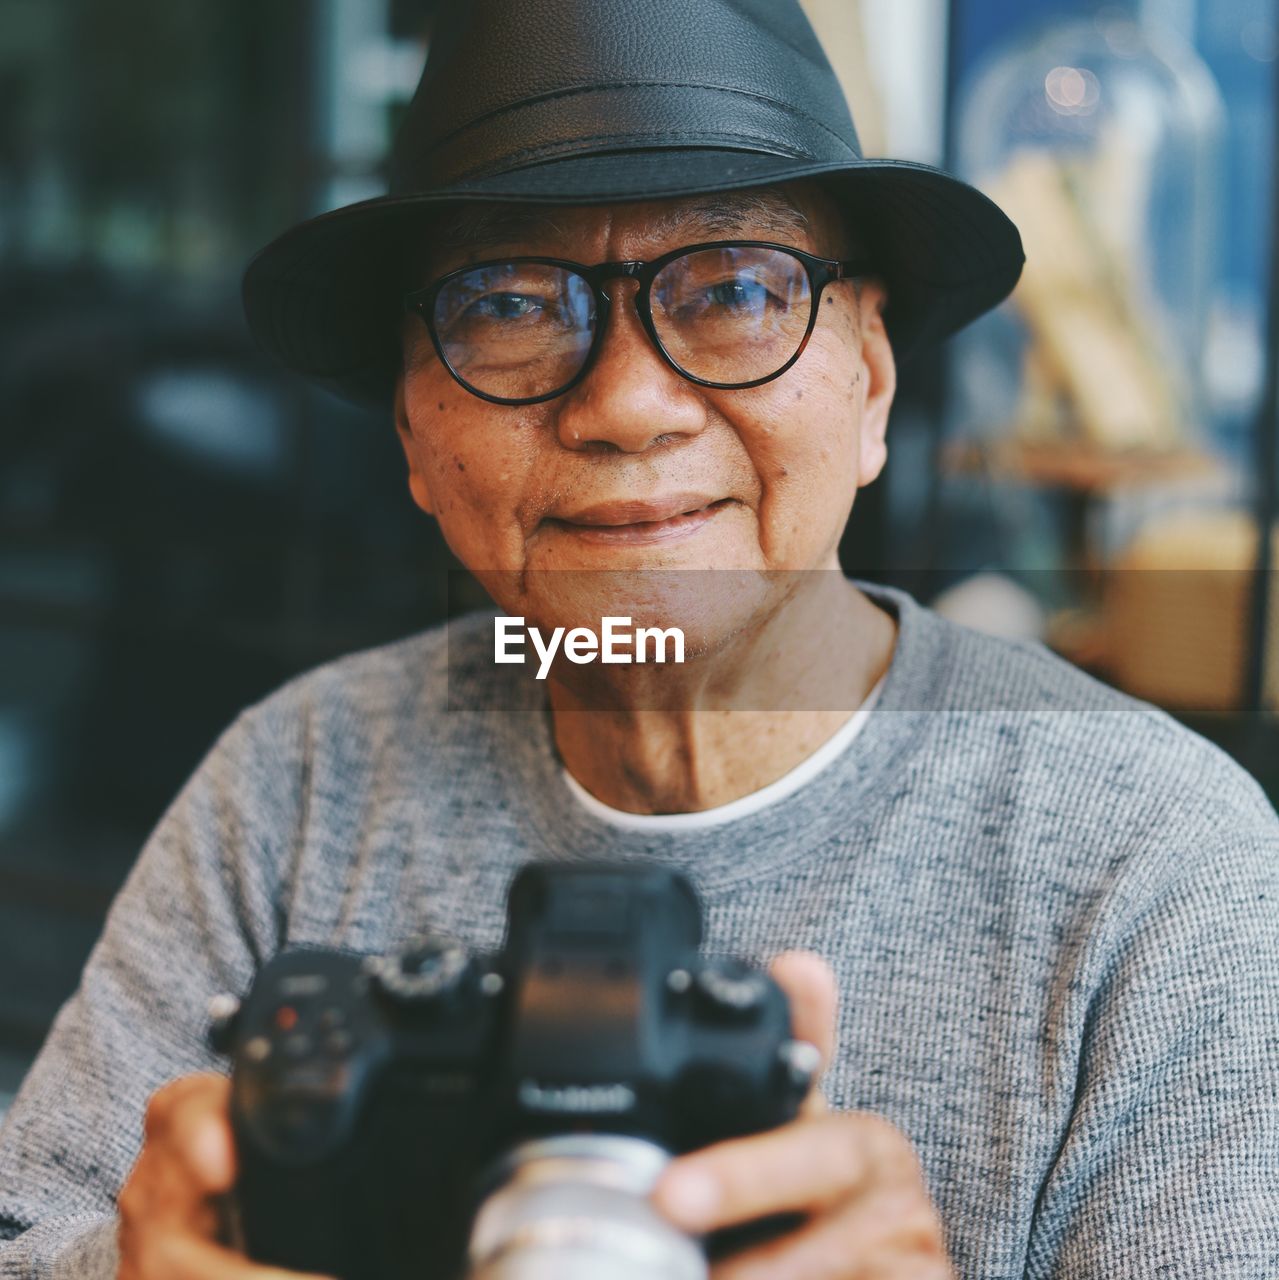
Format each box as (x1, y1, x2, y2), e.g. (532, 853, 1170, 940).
(552, 493, 728, 526)
(542, 495, 734, 544)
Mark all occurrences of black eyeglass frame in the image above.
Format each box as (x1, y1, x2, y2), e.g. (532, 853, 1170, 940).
(402, 240, 875, 406)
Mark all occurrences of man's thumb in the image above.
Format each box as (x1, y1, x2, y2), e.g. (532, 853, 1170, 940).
(768, 949, 838, 1078)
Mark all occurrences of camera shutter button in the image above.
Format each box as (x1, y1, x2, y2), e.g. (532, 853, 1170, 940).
(206, 993, 242, 1055)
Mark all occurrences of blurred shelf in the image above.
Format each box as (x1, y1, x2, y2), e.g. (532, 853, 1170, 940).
(941, 438, 1224, 495)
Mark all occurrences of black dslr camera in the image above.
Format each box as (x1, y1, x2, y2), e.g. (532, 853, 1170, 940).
(209, 863, 819, 1280)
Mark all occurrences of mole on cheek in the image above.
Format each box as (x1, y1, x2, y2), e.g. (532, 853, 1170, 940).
(454, 456, 466, 472)
(438, 401, 446, 411)
(794, 389, 804, 402)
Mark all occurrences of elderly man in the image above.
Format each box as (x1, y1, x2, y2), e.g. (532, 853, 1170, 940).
(2, 1, 1277, 1278)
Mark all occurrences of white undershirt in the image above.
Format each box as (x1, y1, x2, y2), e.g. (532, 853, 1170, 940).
(560, 674, 885, 831)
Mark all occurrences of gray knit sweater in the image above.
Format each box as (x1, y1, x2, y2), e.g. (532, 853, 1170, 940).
(2, 587, 1277, 1279)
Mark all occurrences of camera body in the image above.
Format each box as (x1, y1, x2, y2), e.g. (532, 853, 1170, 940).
(211, 863, 817, 1280)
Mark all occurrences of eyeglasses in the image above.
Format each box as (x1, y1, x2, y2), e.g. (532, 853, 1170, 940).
(403, 241, 872, 406)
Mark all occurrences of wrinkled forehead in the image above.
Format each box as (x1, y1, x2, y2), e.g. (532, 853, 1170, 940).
(415, 184, 849, 276)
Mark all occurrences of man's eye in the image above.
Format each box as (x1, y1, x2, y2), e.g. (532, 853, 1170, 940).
(708, 279, 764, 308)
(472, 292, 543, 320)
(682, 277, 784, 316)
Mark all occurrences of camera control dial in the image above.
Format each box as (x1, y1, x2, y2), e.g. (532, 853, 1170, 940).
(365, 944, 471, 1004)
(777, 1038, 823, 1092)
(693, 964, 770, 1019)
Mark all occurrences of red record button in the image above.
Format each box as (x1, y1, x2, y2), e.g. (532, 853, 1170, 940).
(274, 1005, 300, 1032)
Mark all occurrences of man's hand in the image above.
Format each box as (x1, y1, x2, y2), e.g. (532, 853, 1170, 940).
(116, 1072, 331, 1280)
(652, 952, 955, 1280)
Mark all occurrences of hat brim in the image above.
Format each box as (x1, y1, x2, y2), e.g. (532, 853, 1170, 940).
(242, 151, 1024, 408)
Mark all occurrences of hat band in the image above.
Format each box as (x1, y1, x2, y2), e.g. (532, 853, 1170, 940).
(390, 82, 861, 193)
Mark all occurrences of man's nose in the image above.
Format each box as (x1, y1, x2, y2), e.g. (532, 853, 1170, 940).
(551, 280, 709, 453)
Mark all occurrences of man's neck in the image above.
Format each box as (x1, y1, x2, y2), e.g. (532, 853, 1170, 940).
(547, 575, 896, 814)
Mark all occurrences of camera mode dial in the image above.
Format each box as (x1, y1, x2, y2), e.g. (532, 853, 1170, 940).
(366, 943, 471, 1004)
(694, 963, 770, 1020)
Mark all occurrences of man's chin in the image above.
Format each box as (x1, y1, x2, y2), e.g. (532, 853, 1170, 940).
(505, 568, 776, 656)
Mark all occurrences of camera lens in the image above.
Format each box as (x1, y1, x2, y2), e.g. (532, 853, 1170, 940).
(467, 1136, 705, 1280)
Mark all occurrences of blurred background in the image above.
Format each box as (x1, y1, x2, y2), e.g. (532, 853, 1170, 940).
(1, 0, 1276, 1102)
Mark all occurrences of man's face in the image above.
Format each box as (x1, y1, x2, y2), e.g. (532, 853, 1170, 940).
(394, 182, 895, 643)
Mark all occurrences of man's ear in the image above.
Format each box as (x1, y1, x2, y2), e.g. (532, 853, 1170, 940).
(855, 280, 895, 487)
(393, 374, 438, 517)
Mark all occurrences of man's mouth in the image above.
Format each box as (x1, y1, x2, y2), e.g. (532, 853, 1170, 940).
(543, 495, 734, 545)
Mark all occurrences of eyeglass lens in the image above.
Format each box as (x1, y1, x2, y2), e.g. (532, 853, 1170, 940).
(430, 247, 814, 401)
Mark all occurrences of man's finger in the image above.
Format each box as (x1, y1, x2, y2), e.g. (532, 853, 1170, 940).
(653, 1112, 916, 1233)
(711, 1187, 953, 1280)
(143, 1230, 335, 1280)
(710, 1189, 949, 1280)
(769, 950, 838, 1072)
(118, 1161, 221, 1240)
(168, 1103, 236, 1195)
(145, 1074, 236, 1194)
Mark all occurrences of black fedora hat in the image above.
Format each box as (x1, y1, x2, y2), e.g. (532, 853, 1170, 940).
(243, 0, 1023, 408)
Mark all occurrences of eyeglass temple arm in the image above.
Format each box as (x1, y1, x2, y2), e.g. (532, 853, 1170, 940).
(834, 259, 876, 280)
